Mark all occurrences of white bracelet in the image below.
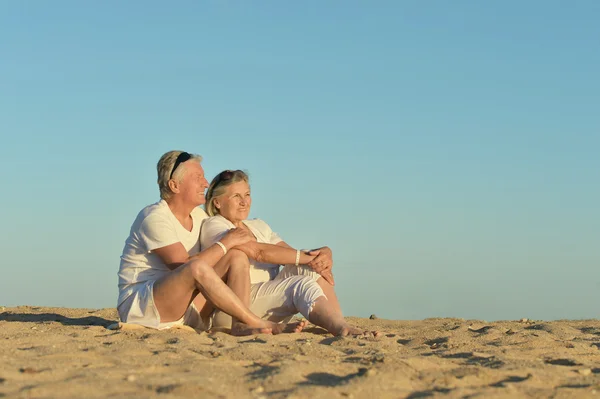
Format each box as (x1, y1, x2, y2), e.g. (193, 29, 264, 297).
(215, 241, 227, 255)
(294, 249, 300, 266)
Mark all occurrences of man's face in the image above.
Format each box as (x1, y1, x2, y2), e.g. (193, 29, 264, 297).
(178, 161, 209, 206)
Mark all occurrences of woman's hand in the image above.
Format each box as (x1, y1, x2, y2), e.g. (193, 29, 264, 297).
(306, 247, 335, 285)
(307, 246, 333, 273)
(320, 269, 335, 286)
(220, 228, 255, 251)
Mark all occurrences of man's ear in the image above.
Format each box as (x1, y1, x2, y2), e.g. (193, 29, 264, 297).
(168, 179, 180, 194)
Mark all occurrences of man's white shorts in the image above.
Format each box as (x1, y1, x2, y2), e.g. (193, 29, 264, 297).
(117, 280, 208, 331)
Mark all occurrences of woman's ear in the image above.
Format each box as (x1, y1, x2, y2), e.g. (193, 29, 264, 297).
(213, 198, 221, 209)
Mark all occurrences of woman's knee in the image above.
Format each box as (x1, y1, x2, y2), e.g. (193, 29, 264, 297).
(280, 264, 320, 281)
(288, 276, 325, 318)
(291, 276, 325, 302)
(316, 275, 333, 288)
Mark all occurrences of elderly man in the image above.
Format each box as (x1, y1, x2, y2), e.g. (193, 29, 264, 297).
(117, 150, 288, 335)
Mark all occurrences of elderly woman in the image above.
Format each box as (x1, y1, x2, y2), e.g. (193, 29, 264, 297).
(117, 151, 287, 335)
(201, 169, 377, 337)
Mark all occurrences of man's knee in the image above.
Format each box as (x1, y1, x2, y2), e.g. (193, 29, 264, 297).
(189, 259, 213, 281)
(227, 249, 250, 270)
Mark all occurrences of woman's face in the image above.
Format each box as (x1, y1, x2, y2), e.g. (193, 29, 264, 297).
(215, 180, 252, 222)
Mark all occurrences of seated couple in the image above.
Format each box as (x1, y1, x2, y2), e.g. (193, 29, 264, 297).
(117, 150, 377, 336)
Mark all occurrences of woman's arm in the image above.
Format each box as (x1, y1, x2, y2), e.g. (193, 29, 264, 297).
(232, 241, 315, 266)
(276, 242, 335, 286)
(278, 242, 333, 274)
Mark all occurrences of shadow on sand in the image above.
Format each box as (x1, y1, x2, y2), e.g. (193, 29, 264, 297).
(0, 312, 115, 328)
(299, 368, 369, 387)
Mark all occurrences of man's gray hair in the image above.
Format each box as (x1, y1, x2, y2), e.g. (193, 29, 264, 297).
(157, 150, 203, 200)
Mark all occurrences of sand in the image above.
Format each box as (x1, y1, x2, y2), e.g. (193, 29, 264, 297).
(1, 306, 599, 398)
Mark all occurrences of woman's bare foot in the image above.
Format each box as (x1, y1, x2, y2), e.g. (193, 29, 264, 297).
(230, 319, 289, 336)
(231, 322, 272, 336)
(282, 319, 309, 333)
(337, 325, 381, 338)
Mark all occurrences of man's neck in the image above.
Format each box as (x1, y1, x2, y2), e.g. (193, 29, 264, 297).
(166, 198, 195, 227)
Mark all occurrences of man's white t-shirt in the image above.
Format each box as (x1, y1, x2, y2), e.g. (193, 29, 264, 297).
(200, 214, 283, 284)
(117, 200, 208, 308)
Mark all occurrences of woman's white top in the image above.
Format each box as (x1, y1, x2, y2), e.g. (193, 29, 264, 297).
(200, 214, 283, 283)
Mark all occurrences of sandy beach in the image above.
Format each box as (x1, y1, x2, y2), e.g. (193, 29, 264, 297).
(1, 306, 599, 398)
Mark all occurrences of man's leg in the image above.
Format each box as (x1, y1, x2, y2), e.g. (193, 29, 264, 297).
(152, 253, 283, 334)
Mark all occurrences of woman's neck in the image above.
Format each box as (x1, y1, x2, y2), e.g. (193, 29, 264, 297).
(221, 214, 244, 228)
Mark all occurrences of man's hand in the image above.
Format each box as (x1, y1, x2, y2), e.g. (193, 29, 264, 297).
(307, 247, 334, 285)
(220, 228, 255, 251)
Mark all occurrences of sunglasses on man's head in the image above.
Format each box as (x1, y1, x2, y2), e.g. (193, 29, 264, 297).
(169, 152, 191, 179)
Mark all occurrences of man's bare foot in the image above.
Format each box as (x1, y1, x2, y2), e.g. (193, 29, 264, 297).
(337, 325, 381, 338)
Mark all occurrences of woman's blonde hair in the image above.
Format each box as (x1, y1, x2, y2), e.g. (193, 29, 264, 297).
(205, 169, 249, 216)
(156, 150, 203, 200)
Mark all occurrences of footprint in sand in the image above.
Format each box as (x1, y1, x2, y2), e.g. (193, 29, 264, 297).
(468, 325, 493, 334)
(489, 374, 532, 387)
(580, 327, 600, 335)
(424, 337, 449, 350)
(406, 387, 452, 398)
(440, 352, 505, 369)
(524, 324, 553, 333)
(545, 358, 581, 366)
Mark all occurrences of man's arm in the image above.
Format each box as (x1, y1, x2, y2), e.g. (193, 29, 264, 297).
(153, 229, 253, 270)
(152, 242, 189, 270)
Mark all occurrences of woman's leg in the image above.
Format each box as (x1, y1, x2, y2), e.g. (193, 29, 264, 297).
(274, 266, 379, 337)
(189, 250, 260, 335)
(316, 277, 342, 316)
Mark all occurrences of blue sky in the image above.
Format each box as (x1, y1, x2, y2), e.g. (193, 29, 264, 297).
(1, 1, 598, 321)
